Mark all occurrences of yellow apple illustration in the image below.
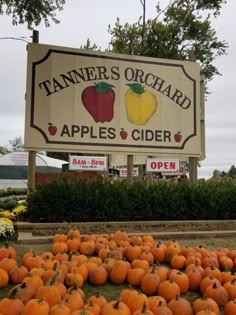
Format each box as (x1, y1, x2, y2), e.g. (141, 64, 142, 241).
(125, 83, 157, 125)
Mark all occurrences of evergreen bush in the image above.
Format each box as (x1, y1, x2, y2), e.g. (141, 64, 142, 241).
(26, 177, 236, 222)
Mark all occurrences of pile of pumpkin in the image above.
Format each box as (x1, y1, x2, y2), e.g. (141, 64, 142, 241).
(0, 229, 236, 315)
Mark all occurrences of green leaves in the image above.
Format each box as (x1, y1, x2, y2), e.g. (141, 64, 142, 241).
(0, 0, 66, 29)
(126, 83, 144, 94)
(108, 1, 228, 86)
(95, 82, 115, 93)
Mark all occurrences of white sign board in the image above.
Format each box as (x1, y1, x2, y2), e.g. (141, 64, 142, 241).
(162, 162, 186, 176)
(69, 156, 107, 171)
(24, 43, 201, 157)
(119, 167, 139, 177)
(10, 152, 28, 166)
(146, 158, 179, 172)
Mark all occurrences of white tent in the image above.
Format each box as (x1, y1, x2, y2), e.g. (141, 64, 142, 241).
(0, 152, 67, 168)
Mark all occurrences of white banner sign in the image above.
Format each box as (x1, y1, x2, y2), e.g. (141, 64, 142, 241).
(146, 158, 179, 172)
(119, 167, 139, 177)
(69, 156, 107, 171)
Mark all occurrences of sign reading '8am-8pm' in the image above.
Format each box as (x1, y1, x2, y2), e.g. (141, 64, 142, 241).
(24, 43, 201, 156)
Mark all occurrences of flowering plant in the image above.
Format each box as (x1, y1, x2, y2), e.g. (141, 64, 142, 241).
(12, 204, 28, 216)
(0, 217, 15, 240)
(0, 210, 15, 220)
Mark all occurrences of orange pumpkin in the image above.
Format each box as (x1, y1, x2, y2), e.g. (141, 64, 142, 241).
(224, 299, 236, 315)
(140, 271, 160, 296)
(168, 295, 192, 315)
(65, 271, 84, 288)
(71, 264, 89, 282)
(101, 300, 131, 315)
(0, 298, 24, 315)
(169, 271, 189, 294)
(200, 276, 221, 294)
(0, 254, 17, 274)
(10, 282, 35, 304)
(205, 282, 229, 306)
(195, 308, 218, 315)
(0, 268, 9, 288)
(125, 244, 142, 262)
(23, 273, 44, 291)
(170, 254, 186, 270)
(110, 260, 129, 284)
(84, 299, 101, 315)
(51, 242, 68, 256)
(53, 233, 68, 244)
(186, 267, 202, 291)
(126, 268, 145, 286)
(157, 279, 180, 302)
(131, 258, 149, 272)
(34, 278, 61, 307)
(193, 296, 220, 315)
(223, 278, 236, 300)
(89, 265, 107, 285)
(87, 292, 107, 310)
(9, 265, 29, 284)
(151, 301, 173, 315)
(49, 302, 71, 315)
(147, 296, 167, 312)
(151, 243, 166, 263)
(126, 291, 149, 313)
(21, 298, 50, 315)
(62, 291, 84, 312)
(132, 301, 154, 315)
(79, 241, 96, 256)
(0, 241, 17, 261)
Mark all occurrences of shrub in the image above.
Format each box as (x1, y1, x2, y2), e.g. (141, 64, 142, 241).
(26, 177, 236, 222)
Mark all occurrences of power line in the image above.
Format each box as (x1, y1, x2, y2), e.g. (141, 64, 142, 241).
(0, 36, 29, 43)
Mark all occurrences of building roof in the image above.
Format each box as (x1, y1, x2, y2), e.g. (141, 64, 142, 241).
(0, 152, 67, 168)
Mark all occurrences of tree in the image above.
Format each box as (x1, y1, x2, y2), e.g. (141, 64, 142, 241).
(108, 0, 227, 85)
(0, 0, 65, 29)
(0, 146, 9, 155)
(212, 169, 221, 177)
(228, 165, 236, 178)
(8, 136, 24, 151)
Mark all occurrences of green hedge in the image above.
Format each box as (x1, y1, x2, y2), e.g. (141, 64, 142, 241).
(26, 177, 236, 222)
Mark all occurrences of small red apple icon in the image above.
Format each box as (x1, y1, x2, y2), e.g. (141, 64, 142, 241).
(82, 82, 115, 123)
(120, 128, 128, 140)
(174, 131, 182, 142)
(48, 123, 57, 136)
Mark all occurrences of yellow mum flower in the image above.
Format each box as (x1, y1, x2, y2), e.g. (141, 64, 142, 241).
(0, 217, 14, 226)
(0, 211, 15, 219)
(12, 205, 27, 216)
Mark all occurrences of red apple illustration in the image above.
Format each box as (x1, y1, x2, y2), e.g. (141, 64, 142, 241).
(81, 82, 115, 123)
(174, 131, 182, 142)
(120, 128, 128, 140)
(48, 123, 57, 136)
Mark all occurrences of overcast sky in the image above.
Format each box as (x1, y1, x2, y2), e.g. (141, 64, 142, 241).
(0, 0, 235, 178)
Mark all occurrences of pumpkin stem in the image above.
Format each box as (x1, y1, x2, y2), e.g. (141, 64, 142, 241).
(141, 301, 147, 313)
(7, 284, 21, 299)
(52, 262, 58, 271)
(113, 300, 120, 309)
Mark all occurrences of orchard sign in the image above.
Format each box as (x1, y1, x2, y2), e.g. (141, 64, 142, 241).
(24, 43, 201, 157)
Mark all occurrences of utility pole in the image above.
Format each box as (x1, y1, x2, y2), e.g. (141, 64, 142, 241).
(27, 30, 38, 195)
(140, 0, 146, 25)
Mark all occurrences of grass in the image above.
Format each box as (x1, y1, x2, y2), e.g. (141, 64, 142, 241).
(0, 237, 235, 315)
